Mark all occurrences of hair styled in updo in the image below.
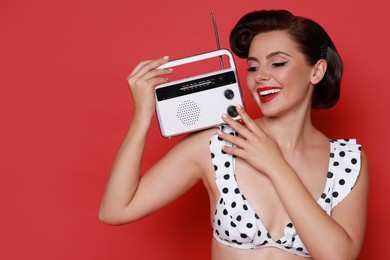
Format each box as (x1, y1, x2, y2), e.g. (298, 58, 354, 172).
(230, 10, 343, 109)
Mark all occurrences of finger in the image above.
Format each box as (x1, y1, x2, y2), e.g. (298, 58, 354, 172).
(128, 60, 152, 77)
(217, 131, 248, 159)
(143, 67, 173, 83)
(221, 144, 246, 159)
(128, 66, 173, 89)
(128, 56, 170, 79)
(217, 129, 247, 149)
(145, 76, 170, 89)
(221, 113, 253, 139)
(235, 105, 261, 134)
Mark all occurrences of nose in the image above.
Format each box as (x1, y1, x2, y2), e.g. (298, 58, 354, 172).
(254, 69, 270, 83)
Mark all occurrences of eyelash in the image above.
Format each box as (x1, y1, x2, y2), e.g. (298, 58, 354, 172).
(247, 67, 258, 72)
(272, 61, 288, 67)
(247, 61, 288, 72)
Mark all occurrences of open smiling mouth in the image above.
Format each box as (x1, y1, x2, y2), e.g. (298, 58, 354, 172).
(257, 87, 282, 103)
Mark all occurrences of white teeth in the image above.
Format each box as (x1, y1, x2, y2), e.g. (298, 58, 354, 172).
(259, 88, 281, 96)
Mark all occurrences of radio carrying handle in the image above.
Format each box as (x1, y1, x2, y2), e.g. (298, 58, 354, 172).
(158, 49, 235, 70)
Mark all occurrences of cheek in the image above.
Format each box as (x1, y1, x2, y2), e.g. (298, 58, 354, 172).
(273, 69, 291, 85)
(274, 67, 307, 88)
(245, 75, 263, 105)
(246, 74, 256, 91)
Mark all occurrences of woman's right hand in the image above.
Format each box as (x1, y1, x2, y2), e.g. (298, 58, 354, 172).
(126, 57, 173, 121)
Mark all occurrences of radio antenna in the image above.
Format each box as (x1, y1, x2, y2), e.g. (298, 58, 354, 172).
(211, 11, 224, 69)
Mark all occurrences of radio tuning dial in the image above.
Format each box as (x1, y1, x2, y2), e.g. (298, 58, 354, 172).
(224, 89, 234, 99)
(227, 105, 238, 117)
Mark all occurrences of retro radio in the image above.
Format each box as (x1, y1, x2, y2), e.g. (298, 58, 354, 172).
(154, 12, 244, 138)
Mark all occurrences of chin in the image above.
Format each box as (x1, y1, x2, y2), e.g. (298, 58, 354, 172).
(259, 106, 285, 118)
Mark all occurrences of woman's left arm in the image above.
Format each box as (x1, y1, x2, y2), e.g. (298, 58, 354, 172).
(269, 150, 368, 260)
(219, 106, 369, 260)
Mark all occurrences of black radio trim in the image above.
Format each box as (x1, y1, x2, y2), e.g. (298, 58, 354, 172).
(155, 71, 237, 101)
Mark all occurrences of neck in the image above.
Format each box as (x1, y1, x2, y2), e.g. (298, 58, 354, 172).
(258, 105, 316, 152)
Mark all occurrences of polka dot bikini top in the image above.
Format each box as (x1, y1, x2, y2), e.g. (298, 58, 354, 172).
(210, 125, 361, 257)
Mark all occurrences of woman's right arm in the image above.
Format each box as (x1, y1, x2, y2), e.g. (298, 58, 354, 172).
(98, 57, 206, 225)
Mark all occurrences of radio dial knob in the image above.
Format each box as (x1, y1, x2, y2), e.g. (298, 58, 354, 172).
(224, 89, 234, 99)
(227, 105, 238, 117)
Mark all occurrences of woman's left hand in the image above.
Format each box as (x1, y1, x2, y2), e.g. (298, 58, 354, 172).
(218, 105, 287, 177)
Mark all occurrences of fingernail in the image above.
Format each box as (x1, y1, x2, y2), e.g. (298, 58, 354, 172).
(221, 114, 228, 119)
(163, 56, 169, 60)
(217, 131, 223, 135)
(236, 104, 242, 110)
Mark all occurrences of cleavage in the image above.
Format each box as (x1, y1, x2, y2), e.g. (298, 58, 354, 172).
(235, 158, 291, 240)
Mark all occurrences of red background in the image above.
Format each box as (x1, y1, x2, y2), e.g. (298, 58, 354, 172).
(1, 0, 389, 259)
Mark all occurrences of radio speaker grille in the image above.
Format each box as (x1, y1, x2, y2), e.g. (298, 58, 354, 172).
(176, 100, 201, 126)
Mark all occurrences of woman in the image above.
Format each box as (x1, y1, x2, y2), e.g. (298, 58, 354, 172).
(99, 10, 369, 259)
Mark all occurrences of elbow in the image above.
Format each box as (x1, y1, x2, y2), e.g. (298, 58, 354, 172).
(98, 209, 127, 226)
(98, 207, 140, 226)
(98, 212, 118, 226)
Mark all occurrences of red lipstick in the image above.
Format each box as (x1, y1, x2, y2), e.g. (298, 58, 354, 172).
(257, 87, 282, 103)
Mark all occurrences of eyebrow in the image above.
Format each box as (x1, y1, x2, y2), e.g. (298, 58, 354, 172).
(247, 51, 291, 62)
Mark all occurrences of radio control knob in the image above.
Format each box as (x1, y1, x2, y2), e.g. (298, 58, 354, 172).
(224, 89, 234, 99)
(227, 105, 238, 117)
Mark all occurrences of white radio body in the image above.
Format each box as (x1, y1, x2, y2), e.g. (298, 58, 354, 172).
(155, 49, 244, 138)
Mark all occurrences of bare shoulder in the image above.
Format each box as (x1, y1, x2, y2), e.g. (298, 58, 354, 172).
(170, 127, 219, 165)
(330, 145, 369, 249)
(357, 148, 369, 195)
(158, 127, 220, 197)
(360, 149, 369, 175)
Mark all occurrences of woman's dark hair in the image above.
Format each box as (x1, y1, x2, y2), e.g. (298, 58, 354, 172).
(230, 10, 342, 109)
